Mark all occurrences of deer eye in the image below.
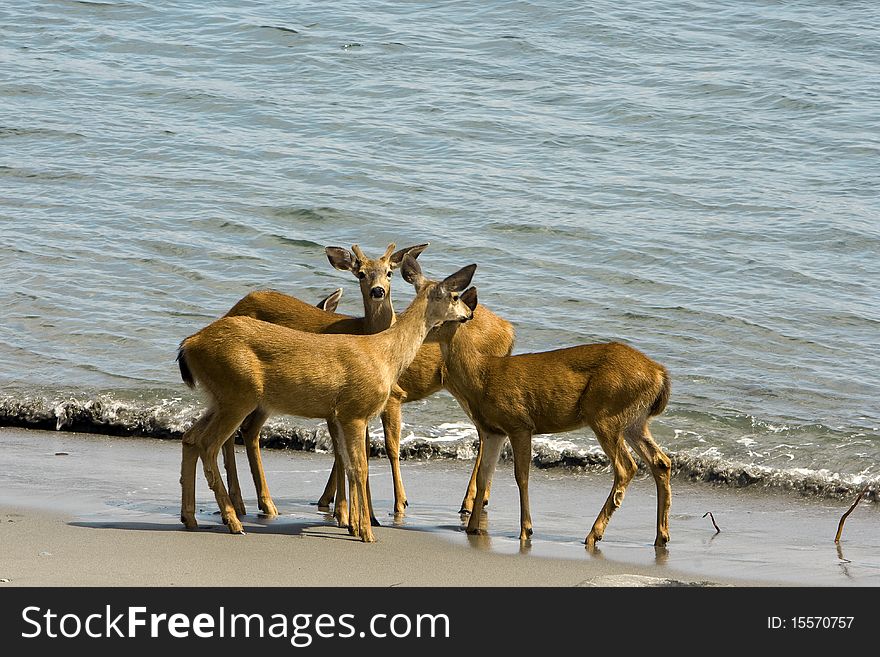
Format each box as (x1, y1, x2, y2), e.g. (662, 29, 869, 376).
(387, 270, 392, 277)
(357, 271, 366, 280)
(452, 294, 459, 301)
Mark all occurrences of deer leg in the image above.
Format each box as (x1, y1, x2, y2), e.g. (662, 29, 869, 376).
(625, 423, 672, 546)
(340, 418, 374, 543)
(316, 417, 339, 508)
(180, 410, 212, 529)
(347, 462, 361, 539)
(460, 433, 482, 514)
(180, 440, 201, 529)
(222, 435, 246, 517)
(198, 408, 253, 534)
(460, 429, 494, 514)
(327, 419, 348, 528)
(586, 429, 638, 549)
(317, 459, 338, 509)
(510, 431, 534, 540)
(240, 408, 276, 517)
(363, 425, 380, 527)
(466, 433, 505, 535)
(335, 449, 347, 526)
(381, 393, 408, 515)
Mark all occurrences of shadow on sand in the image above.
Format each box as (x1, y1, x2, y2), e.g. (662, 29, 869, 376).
(67, 516, 370, 541)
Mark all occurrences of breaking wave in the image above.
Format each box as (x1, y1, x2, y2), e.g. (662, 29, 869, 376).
(0, 392, 875, 503)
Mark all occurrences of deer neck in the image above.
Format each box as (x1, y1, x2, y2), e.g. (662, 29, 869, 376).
(362, 296, 396, 335)
(376, 292, 432, 384)
(438, 323, 489, 397)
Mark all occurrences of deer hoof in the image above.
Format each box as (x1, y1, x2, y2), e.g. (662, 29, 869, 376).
(259, 500, 279, 517)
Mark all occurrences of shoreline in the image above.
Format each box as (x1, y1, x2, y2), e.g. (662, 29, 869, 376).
(0, 503, 734, 588)
(1, 392, 876, 505)
(1, 428, 877, 587)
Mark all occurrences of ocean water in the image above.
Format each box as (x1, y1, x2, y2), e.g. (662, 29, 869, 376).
(1, 0, 878, 503)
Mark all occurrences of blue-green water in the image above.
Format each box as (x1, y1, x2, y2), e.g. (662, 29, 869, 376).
(1, 0, 878, 501)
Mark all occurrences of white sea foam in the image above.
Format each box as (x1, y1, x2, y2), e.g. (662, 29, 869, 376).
(0, 392, 877, 503)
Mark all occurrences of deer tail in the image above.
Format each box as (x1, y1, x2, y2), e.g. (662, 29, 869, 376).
(177, 342, 196, 389)
(649, 366, 671, 417)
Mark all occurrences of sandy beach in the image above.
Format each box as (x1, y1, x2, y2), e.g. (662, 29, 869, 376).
(1, 427, 876, 587)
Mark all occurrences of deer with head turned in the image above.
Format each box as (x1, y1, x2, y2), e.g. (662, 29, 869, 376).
(438, 287, 673, 548)
(177, 255, 477, 541)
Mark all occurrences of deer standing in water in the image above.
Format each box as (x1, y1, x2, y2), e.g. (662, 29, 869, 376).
(178, 255, 477, 541)
(438, 288, 673, 548)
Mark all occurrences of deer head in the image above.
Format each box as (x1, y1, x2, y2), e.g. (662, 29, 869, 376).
(325, 242, 429, 306)
(400, 254, 476, 328)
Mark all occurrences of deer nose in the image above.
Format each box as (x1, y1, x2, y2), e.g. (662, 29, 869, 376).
(370, 287, 386, 299)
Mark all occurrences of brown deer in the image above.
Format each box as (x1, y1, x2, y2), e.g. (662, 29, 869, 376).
(177, 255, 477, 542)
(438, 287, 672, 548)
(219, 286, 343, 514)
(317, 244, 516, 517)
(220, 244, 515, 522)
(217, 243, 427, 524)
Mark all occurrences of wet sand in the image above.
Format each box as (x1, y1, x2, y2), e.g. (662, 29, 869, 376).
(1, 427, 877, 587)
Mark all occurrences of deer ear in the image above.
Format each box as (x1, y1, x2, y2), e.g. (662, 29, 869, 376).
(389, 243, 430, 269)
(460, 286, 478, 312)
(440, 264, 477, 292)
(325, 247, 356, 272)
(401, 253, 427, 289)
(316, 288, 343, 313)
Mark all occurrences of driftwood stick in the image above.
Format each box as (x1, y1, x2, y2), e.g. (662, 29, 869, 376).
(702, 511, 721, 533)
(835, 484, 870, 543)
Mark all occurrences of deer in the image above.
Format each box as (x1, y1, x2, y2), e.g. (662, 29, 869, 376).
(217, 286, 343, 518)
(437, 287, 673, 548)
(316, 244, 516, 517)
(216, 243, 427, 526)
(219, 243, 515, 525)
(177, 255, 477, 542)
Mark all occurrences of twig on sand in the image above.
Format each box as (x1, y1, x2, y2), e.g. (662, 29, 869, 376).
(702, 511, 721, 533)
(835, 484, 870, 544)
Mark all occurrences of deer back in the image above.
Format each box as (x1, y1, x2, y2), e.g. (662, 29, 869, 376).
(181, 315, 397, 420)
(442, 323, 665, 437)
(224, 289, 366, 335)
